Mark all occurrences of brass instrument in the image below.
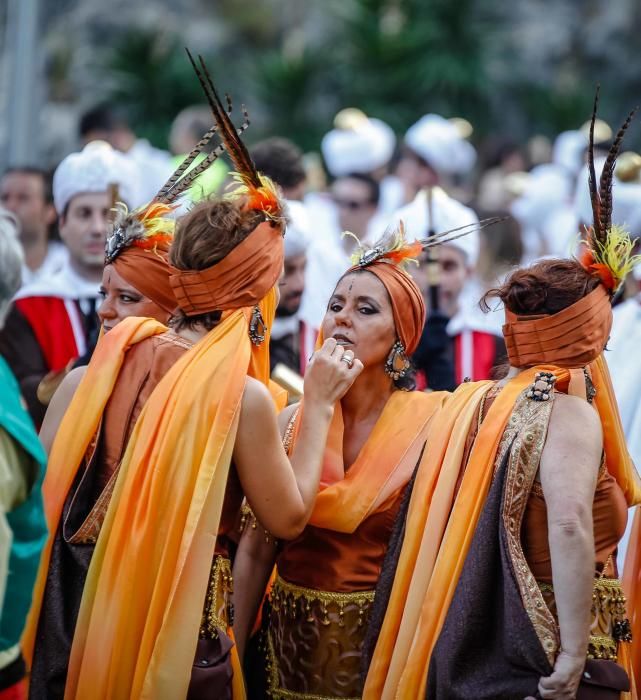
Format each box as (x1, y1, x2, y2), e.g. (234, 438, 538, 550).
(271, 363, 304, 403)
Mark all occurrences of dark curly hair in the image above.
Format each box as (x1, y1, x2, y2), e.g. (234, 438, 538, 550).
(482, 258, 601, 317)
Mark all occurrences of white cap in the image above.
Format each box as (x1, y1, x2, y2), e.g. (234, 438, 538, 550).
(552, 130, 588, 177)
(510, 163, 573, 226)
(321, 113, 396, 177)
(575, 157, 641, 238)
(284, 199, 311, 258)
(405, 114, 477, 176)
(53, 140, 141, 214)
(389, 187, 480, 266)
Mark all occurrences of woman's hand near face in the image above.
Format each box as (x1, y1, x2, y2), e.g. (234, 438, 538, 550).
(303, 338, 363, 407)
(234, 341, 362, 540)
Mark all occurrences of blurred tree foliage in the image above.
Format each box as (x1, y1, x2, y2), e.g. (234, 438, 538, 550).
(84, 0, 641, 153)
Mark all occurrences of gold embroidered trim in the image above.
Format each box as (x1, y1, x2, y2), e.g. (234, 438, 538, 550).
(538, 577, 631, 661)
(282, 406, 300, 455)
(501, 391, 560, 665)
(67, 464, 120, 545)
(270, 575, 375, 622)
(199, 555, 233, 639)
(238, 502, 276, 543)
(587, 634, 619, 660)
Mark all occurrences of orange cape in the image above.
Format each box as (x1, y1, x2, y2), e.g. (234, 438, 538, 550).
(289, 390, 447, 534)
(624, 508, 641, 692)
(22, 316, 168, 667)
(364, 355, 641, 699)
(24, 287, 281, 700)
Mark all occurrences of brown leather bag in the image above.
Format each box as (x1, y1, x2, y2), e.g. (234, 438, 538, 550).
(576, 659, 631, 700)
(187, 631, 235, 700)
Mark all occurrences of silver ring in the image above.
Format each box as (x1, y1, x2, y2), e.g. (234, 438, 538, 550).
(341, 355, 354, 368)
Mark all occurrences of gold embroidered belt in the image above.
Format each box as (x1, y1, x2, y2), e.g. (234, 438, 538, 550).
(264, 575, 375, 700)
(538, 577, 632, 661)
(200, 555, 234, 639)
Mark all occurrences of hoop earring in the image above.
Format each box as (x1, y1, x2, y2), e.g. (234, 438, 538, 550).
(249, 306, 266, 345)
(385, 340, 410, 380)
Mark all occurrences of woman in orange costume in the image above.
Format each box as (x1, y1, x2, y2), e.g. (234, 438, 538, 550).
(24, 55, 362, 700)
(234, 225, 452, 700)
(25, 116, 225, 699)
(362, 95, 641, 700)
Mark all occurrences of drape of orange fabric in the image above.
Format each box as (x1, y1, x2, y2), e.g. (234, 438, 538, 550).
(65, 309, 254, 700)
(289, 391, 447, 535)
(365, 357, 640, 699)
(623, 509, 641, 693)
(63, 287, 280, 700)
(363, 380, 491, 698)
(21, 316, 167, 667)
(592, 356, 641, 506)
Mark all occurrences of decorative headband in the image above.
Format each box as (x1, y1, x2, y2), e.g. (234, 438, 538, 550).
(345, 217, 503, 270)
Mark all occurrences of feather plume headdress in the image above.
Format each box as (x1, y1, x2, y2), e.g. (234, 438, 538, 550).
(107, 49, 286, 264)
(105, 201, 176, 264)
(106, 49, 266, 263)
(579, 86, 641, 294)
(346, 217, 504, 270)
(185, 49, 285, 227)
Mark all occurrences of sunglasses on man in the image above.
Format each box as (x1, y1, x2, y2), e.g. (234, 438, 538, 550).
(333, 197, 374, 211)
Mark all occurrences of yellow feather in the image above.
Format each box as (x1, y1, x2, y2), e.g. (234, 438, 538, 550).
(593, 224, 641, 291)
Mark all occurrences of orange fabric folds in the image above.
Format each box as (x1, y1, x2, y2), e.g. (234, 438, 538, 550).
(62, 308, 258, 700)
(170, 220, 284, 315)
(113, 245, 177, 315)
(503, 286, 612, 368)
(290, 391, 447, 535)
(365, 358, 641, 699)
(22, 317, 168, 665)
(624, 509, 641, 692)
(345, 262, 426, 354)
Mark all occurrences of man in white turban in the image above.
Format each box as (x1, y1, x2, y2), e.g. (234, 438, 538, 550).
(270, 200, 315, 376)
(389, 185, 505, 389)
(0, 141, 140, 424)
(510, 163, 578, 262)
(396, 113, 477, 207)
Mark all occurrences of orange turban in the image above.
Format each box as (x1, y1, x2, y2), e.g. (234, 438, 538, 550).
(502, 285, 613, 368)
(345, 261, 426, 354)
(111, 244, 177, 316)
(170, 220, 284, 315)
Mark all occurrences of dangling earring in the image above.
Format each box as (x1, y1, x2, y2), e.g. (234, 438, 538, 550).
(249, 306, 266, 345)
(385, 340, 410, 380)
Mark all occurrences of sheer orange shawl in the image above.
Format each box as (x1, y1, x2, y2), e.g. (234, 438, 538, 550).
(624, 508, 641, 692)
(364, 355, 641, 699)
(24, 286, 280, 700)
(288, 390, 447, 534)
(22, 316, 167, 665)
(64, 289, 279, 700)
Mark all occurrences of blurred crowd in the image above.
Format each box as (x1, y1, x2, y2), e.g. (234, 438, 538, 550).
(2, 101, 641, 411)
